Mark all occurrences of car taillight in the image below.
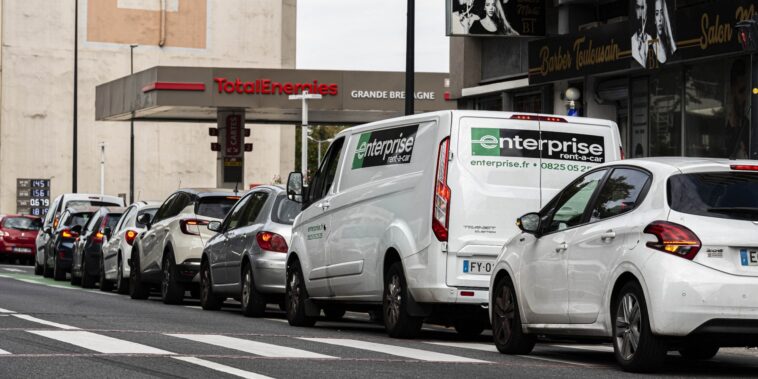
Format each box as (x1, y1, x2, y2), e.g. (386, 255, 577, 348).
(643, 221, 701, 260)
(510, 114, 567, 122)
(180, 219, 209, 236)
(53, 217, 59, 229)
(125, 230, 138, 246)
(731, 164, 758, 171)
(93, 231, 104, 243)
(256, 231, 288, 253)
(432, 137, 451, 242)
(61, 229, 79, 239)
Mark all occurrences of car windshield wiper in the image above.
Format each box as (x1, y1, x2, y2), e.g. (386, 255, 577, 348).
(708, 207, 758, 216)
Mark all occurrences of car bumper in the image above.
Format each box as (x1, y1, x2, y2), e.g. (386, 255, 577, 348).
(0, 241, 35, 256)
(175, 260, 201, 283)
(252, 256, 286, 294)
(645, 253, 758, 337)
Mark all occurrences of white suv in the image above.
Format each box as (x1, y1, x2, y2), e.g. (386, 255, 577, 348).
(490, 158, 758, 372)
(129, 189, 239, 304)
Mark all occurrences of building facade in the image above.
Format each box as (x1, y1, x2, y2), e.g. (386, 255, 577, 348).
(449, 0, 757, 162)
(0, 0, 297, 213)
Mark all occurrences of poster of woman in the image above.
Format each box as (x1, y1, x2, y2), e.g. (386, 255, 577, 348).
(448, 0, 544, 37)
(630, 0, 677, 67)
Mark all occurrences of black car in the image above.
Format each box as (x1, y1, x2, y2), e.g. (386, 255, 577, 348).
(70, 206, 125, 288)
(44, 207, 98, 280)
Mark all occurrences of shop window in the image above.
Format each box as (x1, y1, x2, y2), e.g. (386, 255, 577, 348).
(648, 69, 682, 156)
(513, 92, 542, 113)
(475, 94, 502, 111)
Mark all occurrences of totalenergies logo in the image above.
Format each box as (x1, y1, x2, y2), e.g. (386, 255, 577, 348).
(213, 77, 338, 96)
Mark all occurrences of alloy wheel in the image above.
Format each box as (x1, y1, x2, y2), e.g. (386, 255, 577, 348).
(615, 292, 642, 361)
(242, 270, 252, 306)
(384, 274, 401, 327)
(201, 264, 211, 303)
(289, 270, 301, 314)
(161, 258, 170, 297)
(493, 282, 516, 346)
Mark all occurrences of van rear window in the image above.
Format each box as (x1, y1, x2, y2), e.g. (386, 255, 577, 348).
(668, 172, 758, 221)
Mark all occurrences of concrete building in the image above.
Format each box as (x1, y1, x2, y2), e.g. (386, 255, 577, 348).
(0, 0, 297, 213)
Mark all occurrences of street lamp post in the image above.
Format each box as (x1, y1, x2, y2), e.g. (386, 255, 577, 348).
(288, 90, 322, 179)
(129, 44, 138, 204)
(308, 136, 334, 166)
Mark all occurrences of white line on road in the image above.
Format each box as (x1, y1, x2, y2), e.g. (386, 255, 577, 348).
(426, 342, 498, 353)
(12, 314, 80, 330)
(547, 344, 613, 353)
(264, 318, 288, 323)
(3, 268, 24, 272)
(517, 354, 593, 367)
(300, 338, 488, 363)
(0, 348, 10, 354)
(183, 306, 202, 310)
(0, 307, 15, 313)
(28, 330, 173, 355)
(171, 356, 274, 379)
(168, 334, 335, 359)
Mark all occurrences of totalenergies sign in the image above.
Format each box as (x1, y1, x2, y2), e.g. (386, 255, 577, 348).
(213, 77, 338, 96)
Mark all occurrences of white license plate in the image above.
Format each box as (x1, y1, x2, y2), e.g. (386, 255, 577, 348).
(463, 260, 493, 274)
(12, 247, 31, 253)
(740, 250, 758, 266)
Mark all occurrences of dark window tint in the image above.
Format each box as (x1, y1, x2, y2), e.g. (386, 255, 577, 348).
(85, 213, 104, 233)
(241, 191, 270, 227)
(136, 208, 158, 228)
(196, 196, 238, 219)
(668, 172, 758, 221)
(309, 137, 345, 204)
(272, 194, 300, 225)
(64, 212, 94, 228)
(66, 200, 121, 209)
(153, 194, 178, 222)
(591, 168, 650, 222)
(545, 170, 607, 234)
(223, 196, 251, 231)
(105, 214, 123, 230)
(2, 217, 41, 230)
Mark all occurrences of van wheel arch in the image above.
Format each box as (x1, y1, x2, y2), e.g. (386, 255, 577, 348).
(383, 248, 402, 279)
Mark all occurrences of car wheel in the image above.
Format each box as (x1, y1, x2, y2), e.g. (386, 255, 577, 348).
(612, 281, 666, 373)
(285, 260, 316, 327)
(129, 251, 150, 300)
(115, 254, 129, 295)
(492, 275, 535, 354)
(81, 256, 96, 288)
(679, 344, 719, 360)
(241, 263, 266, 317)
(53, 255, 66, 281)
(42, 250, 53, 278)
(34, 257, 43, 275)
(323, 306, 346, 321)
(161, 252, 184, 305)
(383, 262, 423, 339)
(454, 319, 486, 338)
(200, 259, 223, 310)
(99, 257, 113, 292)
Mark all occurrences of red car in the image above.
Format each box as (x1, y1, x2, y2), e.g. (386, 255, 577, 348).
(0, 214, 42, 264)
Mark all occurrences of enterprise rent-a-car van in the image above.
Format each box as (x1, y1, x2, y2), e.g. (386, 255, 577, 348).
(285, 110, 622, 338)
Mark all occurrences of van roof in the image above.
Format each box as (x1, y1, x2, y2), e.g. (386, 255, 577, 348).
(335, 110, 617, 138)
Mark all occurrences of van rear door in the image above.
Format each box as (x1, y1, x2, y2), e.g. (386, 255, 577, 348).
(446, 115, 542, 289)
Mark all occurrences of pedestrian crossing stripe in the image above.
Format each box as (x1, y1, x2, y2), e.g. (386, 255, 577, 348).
(171, 356, 274, 379)
(28, 331, 174, 355)
(167, 334, 335, 359)
(0, 348, 10, 354)
(299, 338, 488, 363)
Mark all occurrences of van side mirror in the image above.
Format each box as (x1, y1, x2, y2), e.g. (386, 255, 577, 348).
(287, 172, 304, 203)
(136, 213, 152, 229)
(207, 221, 221, 233)
(517, 213, 541, 235)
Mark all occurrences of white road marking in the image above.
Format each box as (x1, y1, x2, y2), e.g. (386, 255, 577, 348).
(0, 307, 15, 313)
(518, 354, 592, 367)
(183, 306, 202, 310)
(3, 268, 24, 272)
(548, 344, 613, 353)
(264, 318, 288, 323)
(28, 331, 173, 355)
(168, 334, 335, 359)
(171, 356, 274, 379)
(12, 314, 80, 330)
(300, 338, 487, 363)
(426, 342, 497, 353)
(0, 348, 11, 354)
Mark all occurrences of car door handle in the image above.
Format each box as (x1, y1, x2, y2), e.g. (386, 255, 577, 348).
(601, 230, 616, 240)
(555, 242, 568, 253)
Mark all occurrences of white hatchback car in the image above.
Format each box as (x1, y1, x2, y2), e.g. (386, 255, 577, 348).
(490, 158, 758, 372)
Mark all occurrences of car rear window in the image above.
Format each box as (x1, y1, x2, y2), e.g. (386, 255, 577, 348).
(105, 214, 123, 230)
(3, 217, 41, 230)
(668, 172, 758, 221)
(195, 196, 238, 219)
(271, 194, 300, 225)
(64, 213, 94, 227)
(66, 200, 121, 209)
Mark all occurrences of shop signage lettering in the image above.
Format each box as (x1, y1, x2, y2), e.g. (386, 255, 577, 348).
(350, 90, 436, 101)
(214, 77, 338, 96)
(471, 128, 605, 163)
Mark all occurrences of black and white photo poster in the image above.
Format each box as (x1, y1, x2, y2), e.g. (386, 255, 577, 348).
(631, 0, 676, 67)
(448, 0, 545, 37)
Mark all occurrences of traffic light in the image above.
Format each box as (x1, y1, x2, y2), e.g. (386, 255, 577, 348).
(211, 142, 220, 151)
(736, 15, 758, 51)
(208, 127, 218, 137)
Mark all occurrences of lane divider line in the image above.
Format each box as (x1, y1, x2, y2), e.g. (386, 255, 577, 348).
(299, 338, 488, 363)
(517, 354, 593, 367)
(167, 334, 336, 359)
(425, 342, 497, 353)
(12, 314, 80, 330)
(0, 348, 10, 354)
(0, 307, 16, 314)
(171, 356, 274, 379)
(547, 344, 614, 353)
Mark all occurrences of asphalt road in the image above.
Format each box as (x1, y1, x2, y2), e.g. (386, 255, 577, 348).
(1, 262, 757, 378)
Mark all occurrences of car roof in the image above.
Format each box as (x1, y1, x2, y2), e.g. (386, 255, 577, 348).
(177, 188, 239, 197)
(64, 206, 101, 214)
(600, 157, 758, 175)
(0, 214, 41, 219)
(247, 185, 285, 194)
(102, 206, 127, 214)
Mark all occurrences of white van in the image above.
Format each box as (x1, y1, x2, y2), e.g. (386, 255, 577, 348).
(284, 110, 622, 338)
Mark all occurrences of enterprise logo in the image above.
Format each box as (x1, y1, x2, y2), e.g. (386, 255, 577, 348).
(471, 128, 605, 163)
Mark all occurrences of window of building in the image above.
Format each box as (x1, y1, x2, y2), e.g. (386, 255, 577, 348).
(648, 69, 682, 156)
(475, 94, 502, 111)
(513, 92, 542, 113)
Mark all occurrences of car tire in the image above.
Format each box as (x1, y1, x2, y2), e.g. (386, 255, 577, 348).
(679, 344, 719, 361)
(285, 259, 316, 327)
(115, 254, 129, 295)
(161, 252, 184, 305)
(99, 257, 113, 292)
(383, 262, 423, 339)
(53, 255, 66, 281)
(42, 250, 53, 278)
(612, 281, 667, 373)
(34, 258, 43, 275)
(492, 275, 535, 354)
(81, 256, 96, 288)
(241, 263, 266, 317)
(454, 319, 486, 338)
(200, 259, 223, 310)
(70, 261, 81, 285)
(129, 251, 150, 300)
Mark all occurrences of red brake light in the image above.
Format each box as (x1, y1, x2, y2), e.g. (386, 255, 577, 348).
(179, 219, 209, 236)
(432, 137, 451, 242)
(644, 221, 701, 260)
(93, 231, 104, 243)
(511, 114, 567, 123)
(256, 231, 288, 253)
(125, 229, 138, 246)
(731, 165, 758, 171)
(61, 229, 79, 239)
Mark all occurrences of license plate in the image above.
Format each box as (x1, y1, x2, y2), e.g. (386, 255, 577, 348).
(462, 260, 493, 274)
(12, 247, 31, 253)
(740, 249, 758, 266)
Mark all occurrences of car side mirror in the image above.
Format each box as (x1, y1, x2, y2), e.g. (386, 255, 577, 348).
(70, 224, 83, 234)
(104, 226, 112, 239)
(517, 213, 541, 235)
(287, 171, 304, 203)
(44, 226, 52, 234)
(207, 221, 221, 233)
(136, 213, 152, 229)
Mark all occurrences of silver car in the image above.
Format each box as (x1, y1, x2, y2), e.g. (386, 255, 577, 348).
(200, 185, 300, 316)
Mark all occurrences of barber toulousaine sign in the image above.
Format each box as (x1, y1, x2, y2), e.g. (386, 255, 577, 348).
(352, 125, 418, 169)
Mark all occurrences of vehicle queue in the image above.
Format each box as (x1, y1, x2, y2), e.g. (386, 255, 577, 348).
(10, 110, 757, 373)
